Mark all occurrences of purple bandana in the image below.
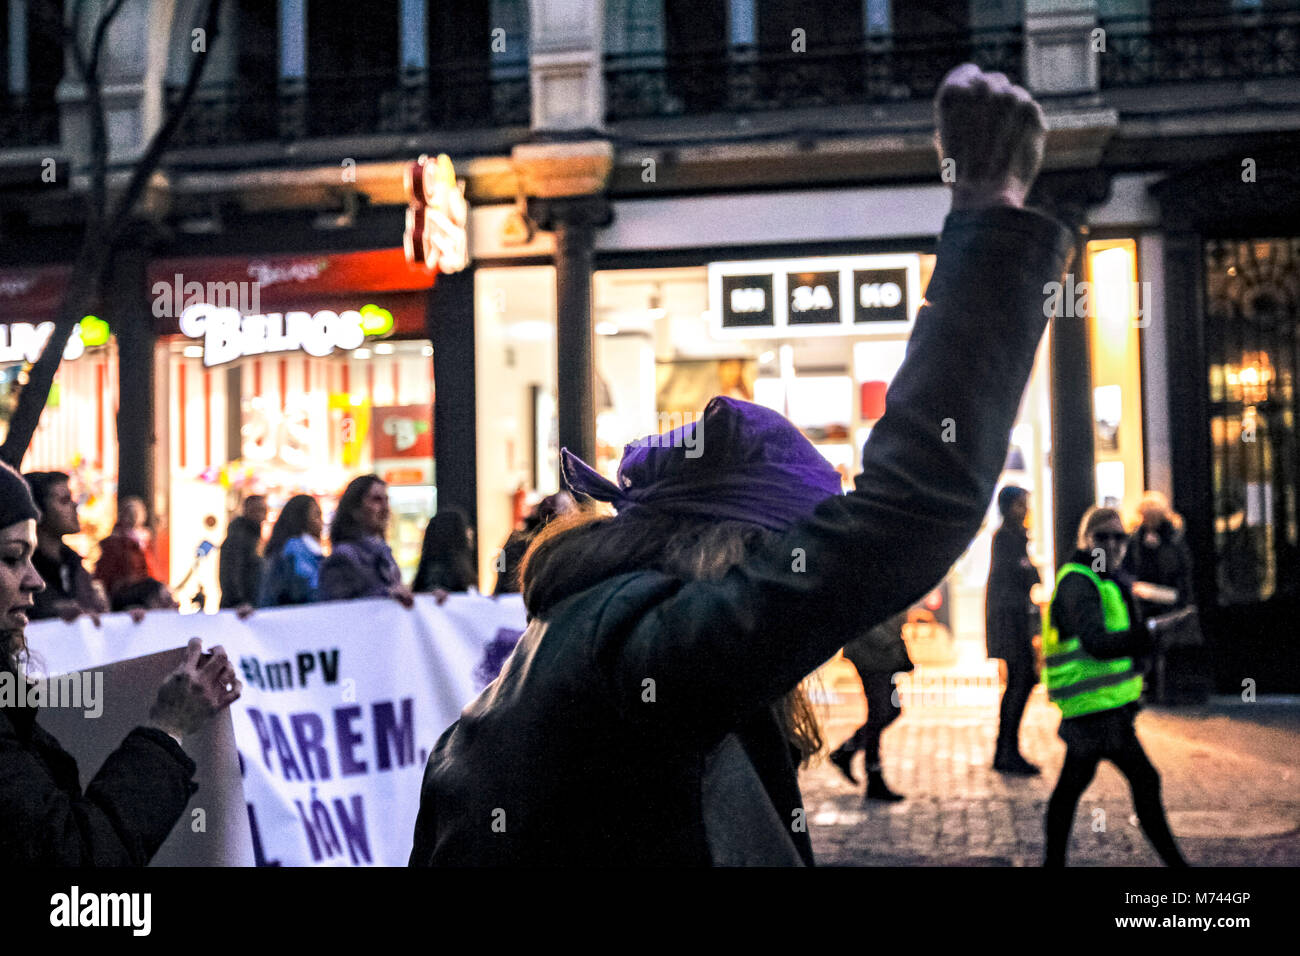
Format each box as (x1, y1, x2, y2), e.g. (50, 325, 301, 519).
(560, 396, 843, 532)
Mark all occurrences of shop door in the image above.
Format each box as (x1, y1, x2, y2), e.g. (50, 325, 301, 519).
(1204, 238, 1300, 691)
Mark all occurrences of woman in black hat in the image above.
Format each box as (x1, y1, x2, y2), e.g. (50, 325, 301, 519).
(0, 461, 241, 865)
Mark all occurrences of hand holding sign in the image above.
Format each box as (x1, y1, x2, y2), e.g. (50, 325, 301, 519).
(148, 638, 242, 741)
(934, 63, 1046, 211)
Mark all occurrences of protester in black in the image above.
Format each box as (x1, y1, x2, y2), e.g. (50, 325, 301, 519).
(1122, 491, 1195, 619)
(828, 610, 913, 800)
(986, 485, 1043, 774)
(413, 507, 478, 593)
(0, 462, 242, 865)
(23, 471, 108, 623)
(409, 64, 1072, 866)
(219, 494, 267, 609)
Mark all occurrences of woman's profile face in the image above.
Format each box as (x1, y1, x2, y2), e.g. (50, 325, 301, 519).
(0, 520, 45, 631)
(1089, 519, 1128, 573)
(1009, 495, 1029, 526)
(357, 482, 390, 536)
(306, 501, 324, 539)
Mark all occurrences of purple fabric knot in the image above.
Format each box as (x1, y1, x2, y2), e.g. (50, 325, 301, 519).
(560, 396, 842, 532)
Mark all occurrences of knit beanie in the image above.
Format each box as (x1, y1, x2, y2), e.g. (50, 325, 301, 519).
(0, 461, 40, 529)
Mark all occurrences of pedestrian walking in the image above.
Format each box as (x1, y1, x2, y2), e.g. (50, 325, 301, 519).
(1122, 490, 1195, 619)
(0, 462, 241, 865)
(413, 506, 477, 594)
(409, 64, 1073, 866)
(986, 485, 1043, 774)
(219, 494, 266, 609)
(1042, 506, 1187, 867)
(828, 610, 912, 800)
(318, 475, 414, 607)
(94, 495, 159, 605)
(258, 494, 325, 607)
(22, 471, 108, 624)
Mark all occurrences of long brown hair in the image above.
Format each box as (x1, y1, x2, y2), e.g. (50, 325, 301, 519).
(520, 508, 824, 764)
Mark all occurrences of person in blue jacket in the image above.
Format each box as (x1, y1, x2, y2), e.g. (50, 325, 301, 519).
(258, 494, 325, 607)
(410, 63, 1073, 866)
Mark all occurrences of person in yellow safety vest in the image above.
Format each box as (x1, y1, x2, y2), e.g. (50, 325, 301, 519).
(1042, 506, 1187, 867)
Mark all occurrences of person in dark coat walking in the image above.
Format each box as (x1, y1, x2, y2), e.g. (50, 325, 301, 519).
(828, 610, 913, 800)
(219, 494, 266, 609)
(413, 507, 478, 594)
(986, 484, 1043, 774)
(1042, 506, 1186, 867)
(1122, 490, 1195, 619)
(0, 462, 241, 866)
(408, 64, 1073, 867)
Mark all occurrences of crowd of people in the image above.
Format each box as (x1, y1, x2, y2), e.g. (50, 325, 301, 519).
(0, 65, 1198, 869)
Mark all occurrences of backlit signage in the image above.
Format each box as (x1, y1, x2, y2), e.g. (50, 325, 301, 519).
(709, 254, 921, 338)
(179, 302, 394, 367)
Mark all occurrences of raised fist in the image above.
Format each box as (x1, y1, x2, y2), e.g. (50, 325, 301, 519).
(934, 63, 1046, 210)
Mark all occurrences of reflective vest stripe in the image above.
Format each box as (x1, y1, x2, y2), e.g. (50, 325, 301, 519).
(1049, 667, 1140, 699)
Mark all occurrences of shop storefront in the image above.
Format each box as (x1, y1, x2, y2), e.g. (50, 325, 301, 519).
(474, 186, 1150, 684)
(0, 264, 120, 558)
(148, 249, 437, 607)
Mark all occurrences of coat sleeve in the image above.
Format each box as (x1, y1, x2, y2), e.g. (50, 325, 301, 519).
(0, 721, 197, 867)
(1053, 575, 1152, 661)
(593, 206, 1072, 740)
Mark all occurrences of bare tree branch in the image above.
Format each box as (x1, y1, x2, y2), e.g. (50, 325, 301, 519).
(0, 0, 226, 468)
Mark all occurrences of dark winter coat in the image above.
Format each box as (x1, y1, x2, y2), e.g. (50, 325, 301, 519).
(408, 205, 1073, 867)
(219, 516, 265, 609)
(1121, 520, 1195, 618)
(985, 524, 1041, 662)
(842, 611, 914, 676)
(318, 535, 402, 602)
(0, 702, 197, 866)
(1050, 549, 1153, 751)
(31, 543, 105, 620)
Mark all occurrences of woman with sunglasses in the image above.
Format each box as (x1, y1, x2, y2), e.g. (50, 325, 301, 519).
(1041, 506, 1186, 866)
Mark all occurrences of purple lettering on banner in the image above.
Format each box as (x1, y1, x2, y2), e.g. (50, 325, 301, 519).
(335, 705, 368, 775)
(294, 799, 323, 862)
(289, 711, 332, 781)
(334, 795, 372, 865)
(373, 698, 415, 771)
(268, 713, 305, 781)
(246, 803, 282, 867)
(247, 708, 274, 770)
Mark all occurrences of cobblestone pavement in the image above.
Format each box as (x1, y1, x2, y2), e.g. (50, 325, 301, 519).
(800, 675, 1300, 867)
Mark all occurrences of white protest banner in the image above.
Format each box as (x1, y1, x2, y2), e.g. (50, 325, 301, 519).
(28, 593, 528, 866)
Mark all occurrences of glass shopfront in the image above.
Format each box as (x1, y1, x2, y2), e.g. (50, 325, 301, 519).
(151, 249, 437, 608)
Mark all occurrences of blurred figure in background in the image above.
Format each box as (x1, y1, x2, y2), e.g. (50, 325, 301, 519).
(110, 577, 180, 615)
(319, 475, 413, 607)
(258, 494, 325, 607)
(95, 495, 159, 606)
(23, 471, 108, 624)
(986, 485, 1043, 775)
(413, 506, 478, 594)
(827, 609, 913, 801)
(1122, 490, 1195, 619)
(219, 494, 266, 610)
(493, 492, 578, 596)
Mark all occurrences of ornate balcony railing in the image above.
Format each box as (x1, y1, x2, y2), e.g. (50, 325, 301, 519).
(0, 93, 61, 148)
(167, 63, 530, 147)
(1099, 10, 1300, 88)
(605, 29, 1022, 121)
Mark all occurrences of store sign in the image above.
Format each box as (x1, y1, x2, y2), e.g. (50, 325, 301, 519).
(179, 303, 394, 368)
(0, 321, 87, 363)
(404, 153, 469, 275)
(710, 254, 921, 338)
